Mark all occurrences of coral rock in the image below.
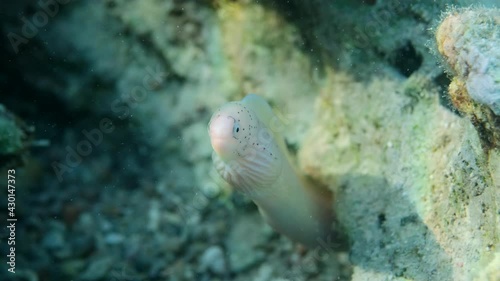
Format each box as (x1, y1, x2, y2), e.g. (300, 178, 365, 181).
(436, 8, 500, 114)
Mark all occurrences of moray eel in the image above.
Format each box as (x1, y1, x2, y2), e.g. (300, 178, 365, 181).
(208, 94, 332, 247)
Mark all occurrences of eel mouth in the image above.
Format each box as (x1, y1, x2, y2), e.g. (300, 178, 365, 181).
(208, 114, 236, 158)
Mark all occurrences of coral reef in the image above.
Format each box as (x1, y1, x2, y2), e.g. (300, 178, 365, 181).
(0, 0, 499, 280)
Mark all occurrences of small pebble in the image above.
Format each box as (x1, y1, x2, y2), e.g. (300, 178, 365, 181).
(199, 245, 227, 275)
(227, 214, 267, 272)
(79, 256, 114, 281)
(105, 233, 125, 245)
(42, 230, 65, 251)
(254, 265, 273, 281)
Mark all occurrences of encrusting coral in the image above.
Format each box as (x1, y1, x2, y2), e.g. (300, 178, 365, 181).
(435, 7, 500, 149)
(436, 8, 499, 114)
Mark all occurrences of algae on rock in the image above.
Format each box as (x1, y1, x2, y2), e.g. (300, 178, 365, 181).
(0, 104, 32, 168)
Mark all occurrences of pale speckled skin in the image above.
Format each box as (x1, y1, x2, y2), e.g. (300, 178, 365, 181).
(208, 94, 332, 247)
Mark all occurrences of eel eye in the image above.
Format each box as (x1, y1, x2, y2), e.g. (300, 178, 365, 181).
(232, 121, 240, 137)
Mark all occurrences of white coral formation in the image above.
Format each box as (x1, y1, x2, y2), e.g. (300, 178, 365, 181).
(436, 8, 500, 114)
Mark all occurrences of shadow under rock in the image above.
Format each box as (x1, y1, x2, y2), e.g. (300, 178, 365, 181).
(335, 174, 453, 281)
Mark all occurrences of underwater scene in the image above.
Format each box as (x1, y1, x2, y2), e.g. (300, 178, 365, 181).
(0, 0, 499, 280)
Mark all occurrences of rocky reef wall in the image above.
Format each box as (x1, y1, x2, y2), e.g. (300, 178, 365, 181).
(0, 0, 498, 280)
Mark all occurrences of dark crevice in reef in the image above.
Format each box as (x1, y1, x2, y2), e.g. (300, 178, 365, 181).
(259, 0, 448, 86)
(388, 41, 423, 78)
(434, 72, 461, 116)
(0, 20, 145, 181)
(0, 39, 85, 137)
(134, 32, 186, 84)
(258, 0, 409, 80)
(105, 3, 187, 85)
(259, 0, 336, 72)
